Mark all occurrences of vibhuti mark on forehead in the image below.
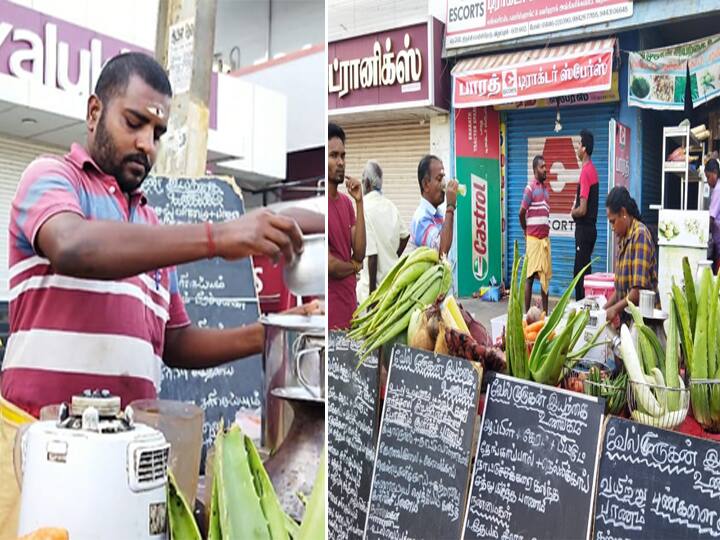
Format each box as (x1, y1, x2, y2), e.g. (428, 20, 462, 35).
(146, 103, 167, 119)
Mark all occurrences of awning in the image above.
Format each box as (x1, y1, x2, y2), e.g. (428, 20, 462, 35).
(452, 38, 616, 109)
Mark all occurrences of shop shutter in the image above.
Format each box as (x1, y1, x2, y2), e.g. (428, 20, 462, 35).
(505, 105, 616, 296)
(0, 136, 64, 300)
(343, 120, 430, 233)
(640, 109, 662, 237)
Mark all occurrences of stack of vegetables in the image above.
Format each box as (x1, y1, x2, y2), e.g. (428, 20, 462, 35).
(407, 294, 506, 380)
(565, 365, 628, 415)
(619, 300, 688, 429)
(522, 306, 547, 350)
(350, 247, 452, 360)
(670, 258, 720, 431)
(506, 241, 605, 386)
(168, 424, 323, 539)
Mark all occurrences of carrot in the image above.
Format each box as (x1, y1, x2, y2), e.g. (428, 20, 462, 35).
(547, 331, 556, 342)
(526, 320, 545, 333)
(526, 331, 538, 342)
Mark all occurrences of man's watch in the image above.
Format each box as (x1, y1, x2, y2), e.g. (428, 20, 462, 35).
(446, 204, 456, 212)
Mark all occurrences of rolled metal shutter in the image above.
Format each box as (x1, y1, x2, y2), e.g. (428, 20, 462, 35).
(0, 136, 65, 299)
(343, 120, 430, 231)
(506, 105, 615, 296)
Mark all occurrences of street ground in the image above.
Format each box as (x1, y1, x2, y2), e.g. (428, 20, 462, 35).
(458, 295, 560, 330)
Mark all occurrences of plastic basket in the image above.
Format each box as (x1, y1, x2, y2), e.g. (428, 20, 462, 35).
(688, 379, 720, 433)
(627, 380, 690, 430)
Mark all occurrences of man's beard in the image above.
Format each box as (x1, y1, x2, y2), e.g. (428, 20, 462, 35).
(329, 169, 344, 186)
(93, 116, 150, 193)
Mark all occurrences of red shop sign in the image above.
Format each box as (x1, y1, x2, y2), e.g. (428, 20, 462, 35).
(452, 38, 614, 109)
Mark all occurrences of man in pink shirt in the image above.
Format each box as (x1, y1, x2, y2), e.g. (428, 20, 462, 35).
(571, 129, 599, 300)
(328, 123, 366, 329)
(0, 52, 318, 537)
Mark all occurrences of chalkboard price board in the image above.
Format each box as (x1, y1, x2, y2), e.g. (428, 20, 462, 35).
(594, 416, 720, 540)
(143, 176, 262, 459)
(365, 344, 481, 540)
(327, 331, 380, 540)
(463, 373, 605, 540)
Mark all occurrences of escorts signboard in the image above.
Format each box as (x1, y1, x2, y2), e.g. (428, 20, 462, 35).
(446, 0, 633, 49)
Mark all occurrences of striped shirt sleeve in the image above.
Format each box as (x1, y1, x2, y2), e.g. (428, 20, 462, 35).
(13, 161, 84, 253)
(520, 185, 533, 210)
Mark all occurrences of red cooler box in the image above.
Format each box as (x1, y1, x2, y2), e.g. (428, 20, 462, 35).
(584, 272, 615, 302)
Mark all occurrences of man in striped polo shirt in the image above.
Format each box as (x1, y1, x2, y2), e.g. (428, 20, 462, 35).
(519, 155, 552, 313)
(0, 52, 317, 536)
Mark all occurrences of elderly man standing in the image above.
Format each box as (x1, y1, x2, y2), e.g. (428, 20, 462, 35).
(356, 160, 410, 304)
(410, 154, 458, 256)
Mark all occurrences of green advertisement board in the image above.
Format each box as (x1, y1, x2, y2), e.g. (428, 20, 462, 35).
(454, 107, 502, 296)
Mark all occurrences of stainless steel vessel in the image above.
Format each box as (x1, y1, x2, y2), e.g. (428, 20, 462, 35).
(260, 313, 325, 451)
(283, 234, 325, 297)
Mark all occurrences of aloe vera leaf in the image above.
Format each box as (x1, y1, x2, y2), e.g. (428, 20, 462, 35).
(167, 469, 202, 540)
(297, 448, 326, 540)
(217, 425, 271, 540)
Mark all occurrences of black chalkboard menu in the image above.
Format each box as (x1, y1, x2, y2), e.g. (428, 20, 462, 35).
(143, 176, 262, 458)
(594, 416, 720, 540)
(365, 344, 481, 540)
(328, 331, 380, 540)
(463, 373, 605, 540)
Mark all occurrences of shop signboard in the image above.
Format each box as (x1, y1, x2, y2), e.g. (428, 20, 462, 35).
(612, 120, 631, 190)
(0, 0, 219, 128)
(453, 40, 614, 109)
(608, 119, 631, 269)
(328, 19, 449, 113)
(495, 70, 619, 111)
(526, 135, 581, 238)
(445, 0, 632, 49)
(629, 33, 720, 110)
(688, 34, 720, 108)
(455, 106, 502, 295)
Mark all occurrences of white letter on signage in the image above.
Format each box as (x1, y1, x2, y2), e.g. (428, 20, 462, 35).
(44, 23, 57, 89)
(90, 38, 103, 94)
(57, 41, 91, 95)
(9, 28, 44, 84)
(0, 23, 12, 49)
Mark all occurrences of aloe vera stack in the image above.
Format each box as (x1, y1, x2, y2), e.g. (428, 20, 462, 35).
(350, 246, 452, 361)
(167, 424, 325, 539)
(671, 257, 720, 431)
(506, 241, 603, 386)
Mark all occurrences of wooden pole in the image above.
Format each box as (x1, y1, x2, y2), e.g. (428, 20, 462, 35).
(154, 0, 217, 177)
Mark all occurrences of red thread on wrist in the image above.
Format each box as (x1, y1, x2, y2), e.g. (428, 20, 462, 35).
(205, 222, 216, 258)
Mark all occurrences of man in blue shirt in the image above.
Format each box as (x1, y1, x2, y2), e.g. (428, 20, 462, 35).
(410, 154, 458, 255)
